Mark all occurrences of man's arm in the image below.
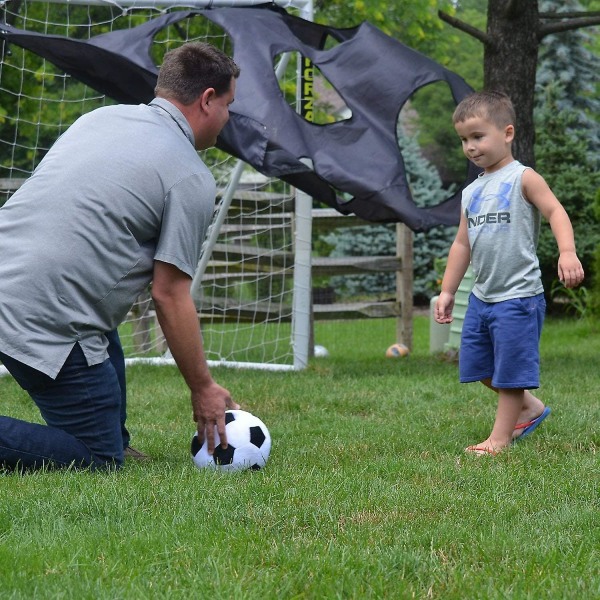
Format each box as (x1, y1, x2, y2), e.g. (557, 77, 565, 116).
(151, 260, 238, 453)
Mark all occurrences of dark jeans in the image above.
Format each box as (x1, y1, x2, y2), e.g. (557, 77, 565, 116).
(0, 330, 129, 472)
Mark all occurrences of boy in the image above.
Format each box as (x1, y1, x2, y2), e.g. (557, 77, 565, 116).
(435, 90, 584, 455)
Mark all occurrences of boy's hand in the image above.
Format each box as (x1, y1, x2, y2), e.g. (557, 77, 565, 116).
(558, 251, 584, 288)
(435, 291, 455, 324)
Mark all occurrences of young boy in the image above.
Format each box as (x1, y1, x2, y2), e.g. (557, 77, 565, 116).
(435, 90, 584, 455)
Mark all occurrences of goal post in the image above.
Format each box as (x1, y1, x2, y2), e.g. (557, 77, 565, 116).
(0, 0, 314, 372)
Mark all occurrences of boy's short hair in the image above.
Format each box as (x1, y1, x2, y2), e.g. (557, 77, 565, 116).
(155, 42, 240, 105)
(453, 90, 516, 129)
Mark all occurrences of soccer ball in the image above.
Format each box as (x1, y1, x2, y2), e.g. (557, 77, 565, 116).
(386, 343, 409, 358)
(314, 344, 330, 358)
(191, 410, 271, 472)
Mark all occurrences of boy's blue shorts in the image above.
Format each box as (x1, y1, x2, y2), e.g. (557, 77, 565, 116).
(459, 293, 546, 389)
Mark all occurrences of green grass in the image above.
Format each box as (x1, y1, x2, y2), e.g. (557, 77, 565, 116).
(1, 316, 599, 599)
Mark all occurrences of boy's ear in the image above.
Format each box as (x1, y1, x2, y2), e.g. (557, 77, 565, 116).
(505, 124, 515, 142)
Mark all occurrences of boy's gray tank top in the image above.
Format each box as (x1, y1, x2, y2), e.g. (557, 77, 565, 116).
(462, 160, 543, 302)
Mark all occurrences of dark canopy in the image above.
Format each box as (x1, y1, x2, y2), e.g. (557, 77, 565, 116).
(0, 5, 479, 230)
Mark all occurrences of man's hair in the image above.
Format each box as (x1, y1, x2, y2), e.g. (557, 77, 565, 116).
(452, 90, 516, 129)
(155, 42, 240, 105)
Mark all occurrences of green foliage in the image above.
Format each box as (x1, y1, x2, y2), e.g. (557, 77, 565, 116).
(534, 94, 600, 312)
(587, 184, 600, 319)
(0, 6, 229, 176)
(408, 83, 473, 186)
(409, 0, 486, 185)
(533, 2, 600, 314)
(550, 282, 590, 319)
(314, 0, 457, 63)
(536, 1, 600, 160)
(589, 244, 600, 319)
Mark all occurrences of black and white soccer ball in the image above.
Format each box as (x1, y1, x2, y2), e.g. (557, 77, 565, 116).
(191, 409, 271, 472)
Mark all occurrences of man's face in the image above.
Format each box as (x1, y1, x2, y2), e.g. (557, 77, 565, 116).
(197, 77, 236, 150)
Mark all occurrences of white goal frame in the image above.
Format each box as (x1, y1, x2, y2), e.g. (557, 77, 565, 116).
(0, 0, 314, 375)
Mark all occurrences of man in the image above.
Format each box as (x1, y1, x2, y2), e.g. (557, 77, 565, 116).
(0, 42, 240, 471)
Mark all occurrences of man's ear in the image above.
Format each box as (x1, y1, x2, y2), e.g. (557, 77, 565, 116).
(199, 87, 216, 113)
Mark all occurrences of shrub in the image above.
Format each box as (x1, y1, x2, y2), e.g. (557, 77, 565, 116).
(534, 98, 600, 313)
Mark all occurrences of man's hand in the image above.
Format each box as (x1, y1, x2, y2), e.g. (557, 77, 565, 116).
(435, 291, 455, 324)
(193, 382, 240, 455)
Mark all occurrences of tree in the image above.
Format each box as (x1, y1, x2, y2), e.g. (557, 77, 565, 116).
(314, 0, 457, 63)
(439, 0, 600, 167)
(536, 1, 600, 159)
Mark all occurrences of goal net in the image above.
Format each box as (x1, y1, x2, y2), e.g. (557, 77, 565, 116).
(0, 0, 313, 372)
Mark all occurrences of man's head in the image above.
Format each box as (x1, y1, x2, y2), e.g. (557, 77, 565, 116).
(155, 42, 240, 105)
(155, 42, 240, 149)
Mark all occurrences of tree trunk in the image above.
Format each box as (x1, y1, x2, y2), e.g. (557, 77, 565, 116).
(484, 0, 540, 167)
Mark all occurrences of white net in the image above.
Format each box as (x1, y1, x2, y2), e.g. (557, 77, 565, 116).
(190, 163, 297, 368)
(0, 0, 310, 370)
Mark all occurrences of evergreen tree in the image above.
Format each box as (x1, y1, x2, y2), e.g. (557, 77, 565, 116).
(534, 89, 600, 310)
(536, 0, 600, 160)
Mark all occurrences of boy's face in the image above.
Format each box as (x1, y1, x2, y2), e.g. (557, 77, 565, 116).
(454, 116, 514, 173)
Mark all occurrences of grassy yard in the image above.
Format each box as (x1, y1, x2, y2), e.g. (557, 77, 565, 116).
(0, 316, 598, 599)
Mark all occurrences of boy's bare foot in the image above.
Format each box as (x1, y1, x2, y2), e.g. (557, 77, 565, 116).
(465, 436, 509, 456)
(465, 445, 500, 456)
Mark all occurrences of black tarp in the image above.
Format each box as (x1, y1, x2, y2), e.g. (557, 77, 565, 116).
(0, 5, 479, 231)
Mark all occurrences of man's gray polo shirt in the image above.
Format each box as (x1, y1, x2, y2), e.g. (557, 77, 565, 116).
(0, 98, 215, 378)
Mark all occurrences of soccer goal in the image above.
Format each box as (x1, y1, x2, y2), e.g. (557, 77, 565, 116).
(0, 0, 314, 372)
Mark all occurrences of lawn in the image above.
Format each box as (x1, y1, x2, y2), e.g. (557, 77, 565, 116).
(0, 316, 598, 599)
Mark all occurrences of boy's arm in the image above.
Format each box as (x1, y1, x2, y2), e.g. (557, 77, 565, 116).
(435, 215, 471, 324)
(522, 169, 585, 289)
